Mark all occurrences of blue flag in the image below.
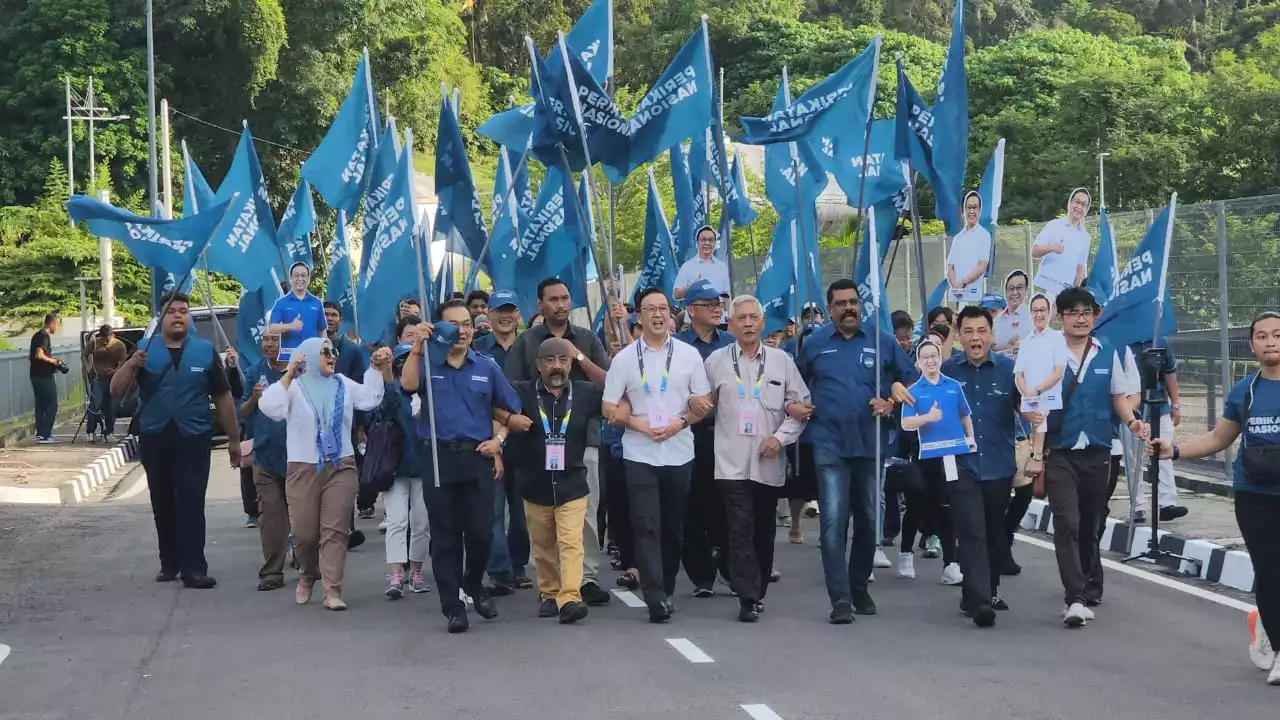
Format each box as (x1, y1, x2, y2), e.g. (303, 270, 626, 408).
(815, 119, 909, 210)
(914, 278, 951, 340)
(360, 125, 400, 271)
(764, 71, 828, 219)
(854, 205, 891, 332)
(932, 0, 969, 235)
(739, 36, 881, 145)
(486, 147, 524, 290)
(235, 285, 275, 370)
(633, 168, 677, 300)
(559, 37, 631, 180)
(277, 179, 316, 269)
(727, 152, 758, 226)
(1086, 206, 1117, 306)
(356, 137, 420, 348)
(754, 221, 797, 335)
(1094, 197, 1178, 347)
(69, 195, 231, 290)
(477, 103, 536, 153)
(516, 163, 587, 287)
(301, 52, 379, 217)
(669, 143, 702, 265)
(977, 138, 1005, 274)
(325, 212, 357, 337)
(181, 143, 217, 217)
(529, 45, 588, 172)
(207, 125, 285, 291)
(434, 94, 489, 262)
(894, 59, 943, 221)
(565, 0, 613, 86)
(616, 24, 714, 179)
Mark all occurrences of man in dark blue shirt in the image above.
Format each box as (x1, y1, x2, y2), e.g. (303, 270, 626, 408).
(942, 306, 1025, 627)
(400, 299, 522, 634)
(796, 279, 914, 624)
(674, 280, 735, 596)
(323, 301, 369, 381)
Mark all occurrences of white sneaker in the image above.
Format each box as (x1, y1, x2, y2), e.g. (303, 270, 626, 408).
(897, 552, 916, 579)
(940, 562, 964, 586)
(868, 571, 876, 583)
(1249, 609, 1275, 671)
(1063, 602, 1089, 628)
(1080, 605, 1096, 622)
(873, 548, 891, 568)
(803, 501, 819, 518)
(1268, 656, 1280, 686)
(377, 519, 388, 535)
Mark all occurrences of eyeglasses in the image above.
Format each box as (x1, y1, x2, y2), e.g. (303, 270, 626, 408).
(639, 306, 669, 315)
(690, 301, 722, 310)
(1061, 309, 1095, 320)
(319, 348, 338, 359)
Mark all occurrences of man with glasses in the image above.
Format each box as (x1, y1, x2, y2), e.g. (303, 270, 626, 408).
(674, 280, 736, 597)
(1023, 287, 1142, 628)
(603, 288, 713, 623)
(993, 270, 1031, 357)
(673, 225, 732, 300)
(268, 262, 327, 361)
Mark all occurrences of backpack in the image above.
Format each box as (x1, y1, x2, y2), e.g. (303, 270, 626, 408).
(359, 409, 403, 493)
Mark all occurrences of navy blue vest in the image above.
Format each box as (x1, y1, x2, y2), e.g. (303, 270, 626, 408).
(138, 336, 215, 437)
(1048, 340, 1118, 451)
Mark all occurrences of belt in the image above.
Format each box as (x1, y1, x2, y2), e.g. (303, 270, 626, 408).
(426, 439, 480, 453)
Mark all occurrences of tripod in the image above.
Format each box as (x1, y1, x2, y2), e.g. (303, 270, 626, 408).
(1123, 346, 1190, 567)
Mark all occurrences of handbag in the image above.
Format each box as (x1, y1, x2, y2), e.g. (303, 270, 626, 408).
(884, 459, 925, 495)
(1045, 343, 1093, 439)
(1241, 374, 1280, 487)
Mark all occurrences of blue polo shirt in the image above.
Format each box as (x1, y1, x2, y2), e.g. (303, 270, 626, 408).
(241, 360, 288, 478)
(675, 326, 734, 426)
(472, 331, 518, 371)
(1224, 374, 1280, 496)
(943, 353, 1020, 481)
(268, 291, 327, 360)
(410, 350, 521, 442)
(796, 324, 915, 459)
(902, 374, 972, 460)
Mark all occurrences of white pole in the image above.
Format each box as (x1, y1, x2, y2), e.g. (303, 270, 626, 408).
(66, 76, 75, 226)
(405, 129, 443, 490)
(160, 99, 173, 219)
(87, 75, 96, 189)
(363, 48, 379, 147)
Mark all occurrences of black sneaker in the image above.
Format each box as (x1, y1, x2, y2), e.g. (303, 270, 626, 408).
(999, 555, 1022, 577)
(754, 601, 765, 614)
(581, 581, 612, 606)
(829, 603, 855, 625)
(558, 601, 588, 624)
(973, 603, 996, 628)
(991, 596, 1010, 611)
(513, 575, 534, 590)
(357, 507, 376, 520)
(852, 590, 877, 616)
(485, 582, 515, 597)
(347, 530, 366, 550)
(691, 586, 715, 598)
(769, 569, 781, 583)
(1159, 505, 1189, 522)
(738, 605, 759, 623)
(155, 569, 179, 582)
(1132, 511, 1147, 524)
(538, 598, 559, 618)
(447, 611, 470, 634)
(181, 574, 217, 589)
(648, 602, 672, 624)
(1085, 597, 1103, 608)
(473, 594, 499, 620)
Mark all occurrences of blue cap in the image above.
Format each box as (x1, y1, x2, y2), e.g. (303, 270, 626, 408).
(490, 289, 519, 309)
(979, 293, 1008, 311)
(425, 321, 461, 365)
(685, 279, 720, 304)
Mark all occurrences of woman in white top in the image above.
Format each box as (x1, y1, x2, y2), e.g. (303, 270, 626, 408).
(1032, 187, 1092, 297)
(946, 191, 992, 303)
(1013, 293, 1068, 412)
(260, 336, 392, 610)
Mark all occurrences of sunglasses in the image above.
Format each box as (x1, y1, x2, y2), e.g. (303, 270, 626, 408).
(319, 347, 338, 359)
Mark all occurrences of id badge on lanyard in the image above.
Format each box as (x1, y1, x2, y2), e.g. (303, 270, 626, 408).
(539, 381, 573, 472)
(733, 346, 765, 437)
(545, 439, 567, 471)
(639, 340, 675, 430)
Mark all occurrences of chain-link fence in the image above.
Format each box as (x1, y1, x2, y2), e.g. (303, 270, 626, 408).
(731, 194, 1280, 480)
(0, 347, 85, 426)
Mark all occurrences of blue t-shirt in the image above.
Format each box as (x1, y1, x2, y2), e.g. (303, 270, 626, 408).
(267, 292, 327, 360)
(1223, 374, 1280, 496)
(901, 374, 973, 460)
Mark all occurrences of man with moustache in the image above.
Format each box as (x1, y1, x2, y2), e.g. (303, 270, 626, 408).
(238, 331, 292, 591)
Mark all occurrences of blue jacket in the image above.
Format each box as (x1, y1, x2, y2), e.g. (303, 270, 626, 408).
(242, 360, 289, 477)
(1047, 340, 1119, 451)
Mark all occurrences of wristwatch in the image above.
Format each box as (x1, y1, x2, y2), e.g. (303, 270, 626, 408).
(1172, 444, 1181, 460)
(679, 416, 690, 429)
(576, 352, 586, 363)
(1030, 451, 1044, 462)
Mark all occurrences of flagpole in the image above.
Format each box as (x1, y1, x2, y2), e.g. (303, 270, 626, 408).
(905, 160, 929, 314)
(401, 128, 442, 491)
(847, 36, 882, 263)
(199, 252, 233, 350)
(869, 205, 884, 545)
(363, 48, 379, 150)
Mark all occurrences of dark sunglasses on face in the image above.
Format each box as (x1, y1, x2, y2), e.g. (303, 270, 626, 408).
(319, 347, 338, 359)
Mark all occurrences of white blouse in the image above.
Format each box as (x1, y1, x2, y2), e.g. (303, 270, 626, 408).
(259, 367, 386, 464)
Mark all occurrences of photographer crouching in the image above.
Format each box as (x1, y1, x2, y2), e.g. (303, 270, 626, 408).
(29, 311, 70, 444)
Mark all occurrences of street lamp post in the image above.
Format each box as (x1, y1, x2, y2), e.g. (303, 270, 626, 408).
(1097, 151, 1110, 209)
(145, 0, 159, 219)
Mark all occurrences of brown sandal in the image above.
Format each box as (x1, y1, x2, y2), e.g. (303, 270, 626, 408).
(789, 532, 804, 544)
(616, 570, 639, 590)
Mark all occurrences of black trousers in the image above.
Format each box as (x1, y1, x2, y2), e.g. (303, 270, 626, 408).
(901, 458, 956, 564)
(951, 473, 1012, 611)
(31, 375, 58, 438)
(1045, 446, 1110, 606)
(140, 430, 212, 576)
(684, 425, 729, 589)
(1005, 483, 1033, 546)
(883, 490, 901, 540)
(240, 465, 258, 517)
(1236, 490, 1280, 644)
(421, 445, 496, 617)
(624, 459, 692, 607)
(603, 451, 634, 569)
(718, 479, 777, 607)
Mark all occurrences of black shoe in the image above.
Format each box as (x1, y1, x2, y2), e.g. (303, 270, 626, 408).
(581, 582, 611, 606)
(662, 598, 676, 616)
(357, 507, 376, 520)
(257, 579, 285, 591)
(648, 602, 672, 623)
(347, 530, 366, 550)
(473, 594, 499, 620)
(991, 596, 1010, 611)
(181, 574, 217, 589)
(852, 590, 877, 616)
(1159, 505, 1189, 522)
(1132, 511, 1147, 524)
(1085, 597, 1102, 608)
(769, 569, 781, 583)
(155, 569, 179, 582)
(538, 598, 559, 618)
(754, 601, 765, 614)
(447, 612, 470, 634)
(485, 582, 515, 597)
(558, 601, 588, 624)
(973, 603, 996, 628)
(738, 605, 759, 623)
(999, 556, 1022, 577)
(829, 603, 855, 625)
(691, 586, 715, 598)
(513, 575, 534, 590)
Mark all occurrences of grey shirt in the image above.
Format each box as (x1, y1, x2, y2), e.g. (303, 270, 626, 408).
(505, 322, 611, 445)
(705, 343, 810, 486)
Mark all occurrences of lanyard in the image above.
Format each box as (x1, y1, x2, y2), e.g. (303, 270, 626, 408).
(732, 345, 766, 402)
(637, 338, 675, 396)
(537, 380, 573, 440)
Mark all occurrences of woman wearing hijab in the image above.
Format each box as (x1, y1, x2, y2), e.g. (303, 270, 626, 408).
(1032, 188, 1093, 297)
(260, 336, 393, 610)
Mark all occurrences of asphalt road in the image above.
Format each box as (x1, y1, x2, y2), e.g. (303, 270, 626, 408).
(0, 456, 1272, 720)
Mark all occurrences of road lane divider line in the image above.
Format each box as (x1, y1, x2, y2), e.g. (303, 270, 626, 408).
(666, 638, 713, 663)
(741, 704, 784, 720)
(611, 589, 646, 608)
(0, 644, 11, 668)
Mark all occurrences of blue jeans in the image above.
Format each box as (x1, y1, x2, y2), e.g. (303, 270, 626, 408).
(486, 475, 529, 583)
(814, 450, 879, 608)
(88, 377, 116, 436)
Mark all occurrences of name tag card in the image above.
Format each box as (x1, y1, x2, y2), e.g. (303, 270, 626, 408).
(943, 455, 958, 482)
(647, 402, 670, 430)
(738, 405, 759, 436)
(545, 441, 566, 471)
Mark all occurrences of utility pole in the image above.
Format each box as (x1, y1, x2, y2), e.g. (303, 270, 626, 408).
(1098, 151, 1110, 209)
(63, 76, 131, 195)
(65, 76, 74, 204)
(161, 99, 173, 219)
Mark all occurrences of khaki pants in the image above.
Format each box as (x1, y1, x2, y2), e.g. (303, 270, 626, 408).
(285, 457, 358, 592)
(253, 466, 290, 583)
(1013, 438, 1033, 488)
(524, 497, 588, 607)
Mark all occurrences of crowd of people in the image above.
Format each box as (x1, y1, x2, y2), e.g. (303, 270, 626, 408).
(92, 238, 1278, 686)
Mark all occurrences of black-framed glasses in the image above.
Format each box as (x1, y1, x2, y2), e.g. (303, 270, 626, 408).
(1061, 309, 1095, 320)
(320, 347, 339, 359)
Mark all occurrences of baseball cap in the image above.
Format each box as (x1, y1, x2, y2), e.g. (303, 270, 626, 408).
(685, 279, 721, 304)
(424, 321, 461, 365)
(490, 289, 519, 310)
(979, 293, 1008, 311)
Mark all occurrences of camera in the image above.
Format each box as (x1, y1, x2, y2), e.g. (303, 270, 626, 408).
(1139, 346, 1169, 407)
(56, 360, 70, 375)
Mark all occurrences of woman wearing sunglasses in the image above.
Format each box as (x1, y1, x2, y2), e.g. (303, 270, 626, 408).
(260, 337, 394, 610)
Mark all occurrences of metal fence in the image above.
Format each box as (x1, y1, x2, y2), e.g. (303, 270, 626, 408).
(0, 346, 85, 426)
(732, 194, 1280, 480)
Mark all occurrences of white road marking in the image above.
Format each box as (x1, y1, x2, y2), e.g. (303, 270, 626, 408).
(611, 589, 645, 608)
(111, 472, 149, 501)
(1014, 533, 1256, 613)
(0, 644, 10, 668)
(741, 704, 784, 720)
(665, 638, 713, 664)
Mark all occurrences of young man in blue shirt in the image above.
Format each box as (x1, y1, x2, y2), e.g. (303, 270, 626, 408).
(796, 279, 915, 624)
(268, 262, 327, 361)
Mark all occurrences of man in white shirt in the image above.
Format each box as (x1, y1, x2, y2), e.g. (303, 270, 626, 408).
(673, 225, 732, 300)
(993, 270, 1031, 357)
(1014, 293, 1068, 412)
(1032, 188, 1092, 297)
(603, 288, 713, 623)
(946, 192, 992, 303)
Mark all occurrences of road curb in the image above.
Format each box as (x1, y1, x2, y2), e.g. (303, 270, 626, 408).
(0, 438, 138, 506)
(1021, 498, 1254, 593)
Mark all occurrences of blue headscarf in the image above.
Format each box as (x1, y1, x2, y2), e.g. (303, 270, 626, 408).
(294, 337, 345, 468)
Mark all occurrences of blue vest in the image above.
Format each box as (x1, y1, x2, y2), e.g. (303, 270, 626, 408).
(138, 336, 215, 437)
(1048, 340, 1118, 451)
